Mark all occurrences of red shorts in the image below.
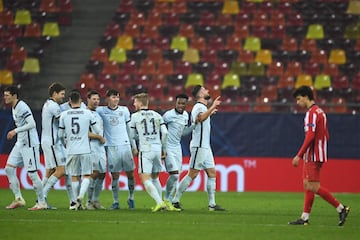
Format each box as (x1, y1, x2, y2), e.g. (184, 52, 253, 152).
(303, 161, 323, 181)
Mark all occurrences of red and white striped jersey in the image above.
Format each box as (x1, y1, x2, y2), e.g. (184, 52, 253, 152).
(296, 104, 329, 162)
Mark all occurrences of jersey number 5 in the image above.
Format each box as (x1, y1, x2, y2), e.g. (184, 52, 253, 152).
(71, 117, 80, 134)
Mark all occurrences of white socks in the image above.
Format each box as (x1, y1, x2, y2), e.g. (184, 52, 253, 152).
(144, 179, 162, 204)
(165, 174, 179, 201)
(173, 175, 192, 203)
(5, 166, 22, 199)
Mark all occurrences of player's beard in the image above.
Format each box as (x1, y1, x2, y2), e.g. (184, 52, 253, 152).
(204, 95, 211, 100)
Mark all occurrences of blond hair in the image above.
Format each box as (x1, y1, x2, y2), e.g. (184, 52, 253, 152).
(133, 93, 149, 106)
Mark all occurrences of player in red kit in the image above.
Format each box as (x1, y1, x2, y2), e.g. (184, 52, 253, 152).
(288, 86, 350, 226)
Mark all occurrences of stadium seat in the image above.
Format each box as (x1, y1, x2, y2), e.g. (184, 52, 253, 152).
(170, 36, 188, 51)
(190, 36, 206, 51)
(108, 48, 127, 63)
(222, 0, 240, 14)
(295, 74, 313, 89)
(24, 22, 41, 38)
(231, 61, 247, 76)
(182, 48, 200, 63)
(185, 73, 204, 89)
(90, 47, 108, 62)
(347, 0, 360, 14)
(328, 49, 346, 65)
(255, 50, 272, 65)
(221, 73, 240, 89)
(42, 22, 60, 37)
(306, 24, 324, 40)
(248, 62, 265, 76)
(21, 58, 40, 73)
(0, 70, 14, 85)
(266, 61, 284, 77)
(101, 60, 120, 75)
(314, 74, 331, 90)
(115, 35, 133, 50)
(244, 37, 261, 51)
(14, 9, 32, 25)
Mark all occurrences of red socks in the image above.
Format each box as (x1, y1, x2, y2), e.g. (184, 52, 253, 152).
(303, 190, 315, 213)
(316, 187, 340, 208)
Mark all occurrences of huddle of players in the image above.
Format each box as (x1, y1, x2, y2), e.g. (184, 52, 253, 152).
(4, 82, 203, 212)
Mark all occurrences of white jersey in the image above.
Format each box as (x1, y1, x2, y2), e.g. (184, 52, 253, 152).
(130, 109, 166, 152)
(60, 101, 86, 111)
(12, 100, 39, 147)
(190, 102, 211, 149)
(163, 108, 189, 148)
(41, 98, 62, 145)
(89, 109, 105, 154)
(96, 106, 132, 146)
(59, 107, 95, 155)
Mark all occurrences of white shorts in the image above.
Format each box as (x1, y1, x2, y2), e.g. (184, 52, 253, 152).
(91, 150, 107, 173)
(189, 147, 215, 170)
(65, 153, 92, 176)
(41, 143, 66, 169)
(138, 150, 162, 174)
(7, 143, 41, 172)
(106, 145, 135, 172)
(164, 146, 182, 173)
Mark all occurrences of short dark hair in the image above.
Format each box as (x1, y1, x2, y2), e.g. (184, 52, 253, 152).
(48, 82, 65, 97)
(4, 86, 20, 98)
(292, 86, 314, 100)
(69, 89, 81, 103)
(175, 93, 189, 100)
(191, 85, 202, 98)
(87, 89, 100, 99)
(106, 88, 119, 97)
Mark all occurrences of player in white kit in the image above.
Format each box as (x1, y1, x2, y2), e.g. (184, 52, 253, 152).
(172, 85, 225, 211)
(3, 86, 47, 210)
(58, 90, 98, 210)
(162, 94, 195, 206)
(86, 90, 107, 210)
(41, 83, 76, 209)
(130, 93, 179, 212)
(96, 89, 137, 210)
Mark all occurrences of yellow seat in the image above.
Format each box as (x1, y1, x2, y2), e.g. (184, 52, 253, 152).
(21, 58, 40, 73)
(14, 9, 32, 25)
(244, 37, 261, 51)
(314, 74, 331, 90)
(344, 24, 360, 39)
(347, 0, 360, 14)
(222, 0, 240, 14)
(185, 73, 204, 89)
(248, 62, 265, 76)
(115, 35, 133, 50)
(182, 48, 200, 63)
(306, 24, 324, 39)
(231, 61, 247, 76)
(221, 73, 240, 89)
(295, 74, 313, 89)
(0, 70, 14, 85)
(328, 49, 346, 64)
(255, 49, 272, 65)
(0, 0, 3, 12)
(109, 48, 127, 63)
(42, 22, 60, 37)
(170, 36, 188, 51)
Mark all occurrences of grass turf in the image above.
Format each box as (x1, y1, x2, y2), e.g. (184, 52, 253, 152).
(0, 189, 358, 240)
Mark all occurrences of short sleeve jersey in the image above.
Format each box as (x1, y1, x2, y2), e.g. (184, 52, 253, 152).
(41, 98, 61, 145)
(190, 102, 211, 148)
(12, 100, 39, 147)
(59, 108, 95, 155)
(163, 109, 189, 148)
(89, 109, 105, 153)
(96, 106, 131, 146)
(130, 109, 165, 152)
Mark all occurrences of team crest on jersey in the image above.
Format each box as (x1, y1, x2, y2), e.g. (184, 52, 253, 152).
(109, 116, 119, 126)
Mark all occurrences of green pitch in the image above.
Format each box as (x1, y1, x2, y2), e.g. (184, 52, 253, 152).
(0, 189, 358, 240)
